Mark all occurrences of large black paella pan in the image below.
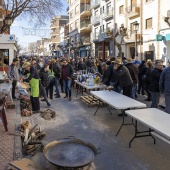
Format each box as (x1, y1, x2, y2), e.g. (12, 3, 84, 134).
(43, 137, 100, 168)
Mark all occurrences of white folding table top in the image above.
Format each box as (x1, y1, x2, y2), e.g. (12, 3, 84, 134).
(0, 82, 12, 91)
(125, 108, 170, 140)
(75, 80, 106, 90)
(90, 90, 146, 109)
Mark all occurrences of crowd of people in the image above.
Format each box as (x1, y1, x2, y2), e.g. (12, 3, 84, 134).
(6, 55, 170, 114)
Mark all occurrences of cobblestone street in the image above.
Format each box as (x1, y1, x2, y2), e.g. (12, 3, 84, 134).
(0, 107, 17, 170)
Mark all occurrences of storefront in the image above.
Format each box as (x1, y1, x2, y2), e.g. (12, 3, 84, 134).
(0, 34, 17, 72)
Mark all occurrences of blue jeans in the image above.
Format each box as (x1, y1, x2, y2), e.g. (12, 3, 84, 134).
(131, 84, 137, 99)
(86, 67, 91, 73)
(63, 79, 72, 97)
(165, 93, 170, 114)
(55, 77, 60, 96)
(150, 92, 160, 108)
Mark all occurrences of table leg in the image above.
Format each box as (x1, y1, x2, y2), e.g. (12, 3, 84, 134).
(129, 120, 156, 148)
(116, 109, 135, 136)
(94, 100, 112, 116)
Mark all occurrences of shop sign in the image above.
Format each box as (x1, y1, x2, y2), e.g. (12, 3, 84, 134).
(156, 34, 163, 41)
(166, 34, 170, 41)
(0, 34, 15, 44)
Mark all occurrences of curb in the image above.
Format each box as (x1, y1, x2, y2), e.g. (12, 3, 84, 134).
(13, 100, 22, 160)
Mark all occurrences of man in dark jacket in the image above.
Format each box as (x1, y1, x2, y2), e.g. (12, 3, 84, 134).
(78, 58, 86, 71)
(39, 65, 51, 106)
(138, 60, 147, 95)
(113, 58, 133, 97)
(52, 59, 61, 98)
(62, 59, 74, 101)
(149, 60, 163, 108)
(7, 58, 19, 99)
(125, 58, 139, 99)
(159, 60, 170, 114)
(104, 57, 118, 87)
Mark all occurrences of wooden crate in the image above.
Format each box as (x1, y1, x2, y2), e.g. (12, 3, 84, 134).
(80, 95, 105, 106)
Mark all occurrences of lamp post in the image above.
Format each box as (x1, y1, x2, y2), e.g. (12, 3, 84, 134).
(133, 21, 139, 58)
(4, 16, 13, 34)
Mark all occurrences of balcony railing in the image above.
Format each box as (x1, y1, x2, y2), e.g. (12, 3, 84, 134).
(91, 0, 100, 9)
(125, 3, 140, 19)
(102, 8, 113, 19)
(80, 4, 90, 13)
(80, 21, 90, 29)
(100, 28, 112, 39)
(81, 36, 91, 44)
(91, 16, 100, 25)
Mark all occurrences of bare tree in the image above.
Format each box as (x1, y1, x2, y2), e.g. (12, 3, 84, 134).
(106, 26, 127, 59)
(1, 0, 63, 33)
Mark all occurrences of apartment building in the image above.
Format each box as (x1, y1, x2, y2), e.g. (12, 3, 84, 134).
(115, 0, 170, 63)
(50, 15, 69, 56)
(67, 0, 91, 58)
(58, 21, 70, 57)
(91, 0, 114, 60)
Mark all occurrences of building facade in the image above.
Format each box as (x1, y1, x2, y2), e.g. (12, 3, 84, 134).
(65, 0, 170, 63)
(115, 0, 170, 64)
(67, 0, 91, 58)
(91, 0, 114, 60)
(50, 15, 69, 57)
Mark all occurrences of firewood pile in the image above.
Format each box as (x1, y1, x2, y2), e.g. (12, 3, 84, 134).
(19, 121, 45, 156)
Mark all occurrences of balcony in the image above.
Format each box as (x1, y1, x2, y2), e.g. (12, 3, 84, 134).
(91, 0, 100, 9)
(99, 28, 112, 40)
(125, 4, 140, 19)
(67, 7, 69, 14)
(124, 33, 141, 43)
(50, 30, 59, 35)
(102, 8, 113, 20)
(91, 16, 100, 25)
(81, 36, 91, 45)
(50, 23, 57, 29)
(80, 21, 91, 33)
(80, 4, 91, 17)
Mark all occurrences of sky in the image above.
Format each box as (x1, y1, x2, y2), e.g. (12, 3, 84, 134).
(10, 0, 68, 48)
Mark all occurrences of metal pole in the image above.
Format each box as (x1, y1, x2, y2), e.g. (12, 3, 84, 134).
(135, 31, 138, 57)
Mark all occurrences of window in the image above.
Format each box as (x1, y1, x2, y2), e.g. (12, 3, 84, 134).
(131, 0, 137, 6)
(75, 19, 79, 28)
(0, 49, 9, 66)
(70, 11, 73, 19)
(106, 4, 112, 15)
(106, 22, 112, 29)
(75, 5, 79, 14)
(75, 34, 79, 42)
(146, 18, 152, 29)
(119, 5, 124, 14)
(95, 10, 99, 16)
(70, 23, 73, 31)
(130, 22, 136, 34)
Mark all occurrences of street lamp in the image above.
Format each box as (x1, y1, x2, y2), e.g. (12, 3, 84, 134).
(133, 21, 139, 57)
(4, 16, 13, 26)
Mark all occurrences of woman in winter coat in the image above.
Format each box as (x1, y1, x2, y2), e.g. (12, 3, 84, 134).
(144, 60, 153, 101)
